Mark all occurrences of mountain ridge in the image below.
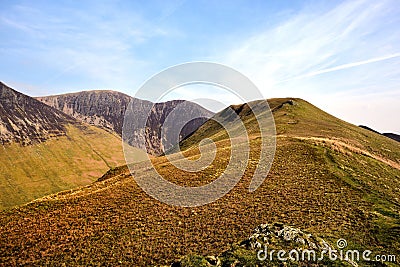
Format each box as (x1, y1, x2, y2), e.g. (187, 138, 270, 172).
(359, 125, 400, 143)
(0, 81, 77, 145)
(36, 91, 214, 155)
(0, 83, 214, 209)
(0, 83, 144, 209)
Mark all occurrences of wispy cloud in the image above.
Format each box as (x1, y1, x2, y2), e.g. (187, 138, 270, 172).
(220, 0, 400, 132)
(278, 53, 400, 83)
(0, 2, 176, 93)
(223, 0, 400, 92)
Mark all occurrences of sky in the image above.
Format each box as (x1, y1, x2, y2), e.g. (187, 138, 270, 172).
(1, 0, 399, 133)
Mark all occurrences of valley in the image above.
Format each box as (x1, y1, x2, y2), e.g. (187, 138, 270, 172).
(0, 83, 210, 209)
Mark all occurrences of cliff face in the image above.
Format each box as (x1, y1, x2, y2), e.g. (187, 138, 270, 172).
(0, 82, 75, 145)
(153, 100, 214, 155)
(36, 90, 130, 136)
(37, 91, 214, 155)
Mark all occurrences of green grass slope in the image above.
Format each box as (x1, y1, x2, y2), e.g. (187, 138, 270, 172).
(0, 98, 399, 266)
(0, 124, 146, 209)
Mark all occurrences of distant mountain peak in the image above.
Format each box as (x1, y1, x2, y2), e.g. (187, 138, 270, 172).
(36, 90, 214, 155)
(359, 125, 400, 142)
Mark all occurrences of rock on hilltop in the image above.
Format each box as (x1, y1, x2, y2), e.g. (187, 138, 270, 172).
(172, 222, 355, 267)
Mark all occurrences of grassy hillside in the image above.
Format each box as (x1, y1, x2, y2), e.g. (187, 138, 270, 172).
(0, 98, 399, 266)
(0, 124, 146, 209)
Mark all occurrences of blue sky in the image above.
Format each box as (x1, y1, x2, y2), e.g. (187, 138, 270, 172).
(1, 0, 399, 133)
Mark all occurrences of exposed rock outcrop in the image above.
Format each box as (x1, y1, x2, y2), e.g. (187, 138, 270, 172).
(171, 222, 356, 267)
(37, 91, 214, 155)
(0, 82, 76, 145)
(36, 90, 131, 135)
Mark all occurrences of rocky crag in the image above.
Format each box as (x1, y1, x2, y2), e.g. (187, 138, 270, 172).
(0, 82, 76, 145)
(171, 222, 357, 267)
(37, 91, 213, 155)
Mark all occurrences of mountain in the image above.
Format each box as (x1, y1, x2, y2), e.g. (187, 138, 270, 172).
(36, 90, 131, 136)
(0, 82, 145, 209)
(0, 85, 212, 209)
(36, 92, 214, 155)
(358, 125, 381, 135)
(0, 98, 399, 266)
(0, 82, 75, 145)
(359, 125, 400, 142)
(383, 132, 400, 142)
